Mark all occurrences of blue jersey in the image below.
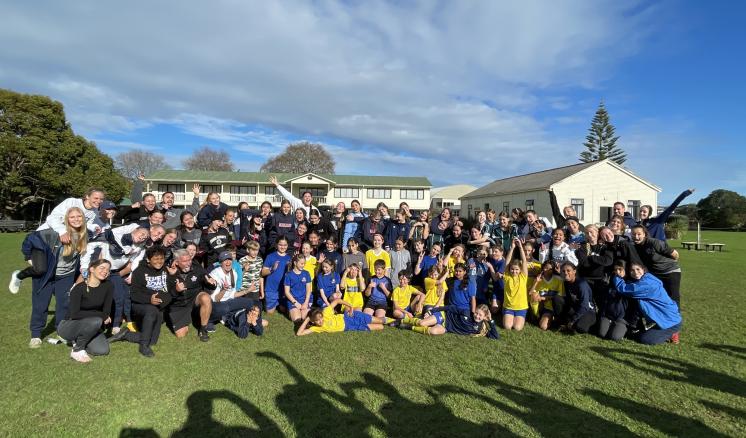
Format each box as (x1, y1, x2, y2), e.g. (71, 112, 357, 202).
(284, 269, 312, 302)
(368, 276, 392, 304)
(489, 258, 505, 295)
(316, 272, 341, 306)
(467, 258, 490, 300)
(263, 252, 291, 297)
(449, 278, 476, 311)
(418, 255, 439, 282)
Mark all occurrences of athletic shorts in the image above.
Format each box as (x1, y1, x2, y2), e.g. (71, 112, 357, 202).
(343, 311, 372, 331)
(365, 301, 387, 312)
(168, 303, 196, 331)
(433, 311, 445, 325)
(265, 291, 279, 311)
(503, 308, 528, 318)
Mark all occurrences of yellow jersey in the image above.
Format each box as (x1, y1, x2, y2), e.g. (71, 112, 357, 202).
(392, 285, 418, 310)
(533, 275, 564, 311)
(504, 273, 529, 310)
(303, 255, 317, 281)
(309, 306, 345, 333)
(365, 249, 391, 276)
(446, 256, 465, 278)
(423, 277, 448, 307)
(342, 276, 364, 309)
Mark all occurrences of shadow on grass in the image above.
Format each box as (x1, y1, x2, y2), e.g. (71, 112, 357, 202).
(591, 347, 746, 399)
(584, 389, 728, 437)
(699, 343, 746, 360)
(698, 399, 746, 423)
(436, 378, 631, 436)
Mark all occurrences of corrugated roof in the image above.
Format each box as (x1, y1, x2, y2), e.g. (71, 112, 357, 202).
(146, 170, 432, 187)
(431, 184, 478, 199)
(462, 161, 598, 199)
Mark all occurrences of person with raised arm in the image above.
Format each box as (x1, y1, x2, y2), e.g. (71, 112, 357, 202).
(269, 175, 320, 218)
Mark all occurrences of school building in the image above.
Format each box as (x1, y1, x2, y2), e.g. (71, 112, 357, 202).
(144, 170, 432, 211)
(460, 160, 660, 225)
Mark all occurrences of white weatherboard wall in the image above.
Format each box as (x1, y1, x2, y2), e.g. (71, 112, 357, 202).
(550, 161, 658, 224)
(463, 190, 551, 219)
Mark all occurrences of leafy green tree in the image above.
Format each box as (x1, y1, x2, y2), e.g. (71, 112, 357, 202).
(0, 88, 128, 219)
(696, 189, 746, 229)
(580, 101, 626, 165)
(260, 141, 335, 174)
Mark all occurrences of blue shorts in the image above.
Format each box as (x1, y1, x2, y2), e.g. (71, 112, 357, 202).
(343, 311, 372, 331)
(433, 311, 445, 325)
(503, 308, 528, 317)
(265, 291, 279, 311)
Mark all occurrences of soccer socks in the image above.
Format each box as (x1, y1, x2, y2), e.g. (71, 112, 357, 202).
(384, 317, 396, 325)
(402, 315, 421, 325)
(412, 325, 430, 335)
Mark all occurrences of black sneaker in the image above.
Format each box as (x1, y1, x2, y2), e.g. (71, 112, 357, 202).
(206, 323, 216, 333)
(198, 328, 210, 342)
(138, 344, 155, 358)
(108, 327, 129, 343)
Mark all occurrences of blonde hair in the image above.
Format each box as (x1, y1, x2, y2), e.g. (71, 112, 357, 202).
(63, 207, 88, 257)
(471, 304, 493, 338)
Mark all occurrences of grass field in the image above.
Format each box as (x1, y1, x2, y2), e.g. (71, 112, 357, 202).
(0, 231, 744, 437)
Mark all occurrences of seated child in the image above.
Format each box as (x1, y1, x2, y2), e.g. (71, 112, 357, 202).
(296, 298, 389, 335)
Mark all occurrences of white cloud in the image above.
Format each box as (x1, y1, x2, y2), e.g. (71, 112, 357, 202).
(0, 1, 661, 183)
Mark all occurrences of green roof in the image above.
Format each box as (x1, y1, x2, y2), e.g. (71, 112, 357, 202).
(146, 170, 431, 188)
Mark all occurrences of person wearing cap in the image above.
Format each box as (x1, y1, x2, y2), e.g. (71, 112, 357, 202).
(207, 251, 262, 333)
(199, 213, 231, 267)
(87, 200, 120, 243)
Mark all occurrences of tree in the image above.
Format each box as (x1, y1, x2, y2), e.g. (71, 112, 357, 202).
(696, 189, 746, 230)
(260, 141, 335, 174)
(0, 88, 128, 219)
(580, 101, 626, 165)
(115, 149, 171, 179)
(183, 147, 234, 171)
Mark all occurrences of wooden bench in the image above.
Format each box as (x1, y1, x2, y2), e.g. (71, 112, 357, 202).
(705, 243, 725, 252)
(681, 241, 699, 250)
(0, 220, 29, 232)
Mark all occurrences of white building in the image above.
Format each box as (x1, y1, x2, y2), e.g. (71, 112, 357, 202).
(430, 185, 477, 215)
(145, 170, 432, 211)
(460, 160, 660, 225)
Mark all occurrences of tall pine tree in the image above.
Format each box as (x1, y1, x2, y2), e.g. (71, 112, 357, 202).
(580, 101, 626, 165)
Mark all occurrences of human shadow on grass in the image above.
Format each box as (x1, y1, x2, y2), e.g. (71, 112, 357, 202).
(698, 399, 746, 424)
(435, 378, 631, 436)
(258, 351, 517, 437)
(590, 347, 746, 399)
(584, 389, 729, 437)
(168, 390, 283, 438)
(699, 343, 746, 360)
(40, 313, 57, 339)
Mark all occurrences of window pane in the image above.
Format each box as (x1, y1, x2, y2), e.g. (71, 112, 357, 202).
(503, 201, 510, 213)
(202, 185, 222, 194)
(334, 187, 359, 198)
(571, 198, 585, 221)
(265, 186, 279, 195)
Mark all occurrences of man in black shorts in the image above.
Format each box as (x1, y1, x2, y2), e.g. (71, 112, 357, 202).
(167, 249, 216, 341)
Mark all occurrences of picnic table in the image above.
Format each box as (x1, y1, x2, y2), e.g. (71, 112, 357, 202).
(681, 241, 726, 252)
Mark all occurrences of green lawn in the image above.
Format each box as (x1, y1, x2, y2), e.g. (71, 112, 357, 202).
(0, 231, 744, 437)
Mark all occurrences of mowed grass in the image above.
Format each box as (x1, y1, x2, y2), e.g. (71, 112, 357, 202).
(0, 231, 744, 437)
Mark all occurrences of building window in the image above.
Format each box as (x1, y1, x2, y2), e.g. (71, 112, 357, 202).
(298, 187, 327, 197)
(525, 199, 534, 211)
(157, 184, 182, 193)
(443, 202, 454, 208)
(367, 188, 391, 199)
(334, 187, 359, 198)
(502, 201, 510, 213)
(264, 186, 280, 195)
(230, 185, 256, 195)
(628, 200, 641, 219)
(202, 185, 222, 195)
(484, 203, 490, 212)
(467, 204, 473, 219)
(400, 189, 424, 200)
(571, 198, 585, 220)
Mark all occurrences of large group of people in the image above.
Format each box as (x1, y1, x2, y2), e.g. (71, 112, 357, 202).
(8, 175, 694, 362)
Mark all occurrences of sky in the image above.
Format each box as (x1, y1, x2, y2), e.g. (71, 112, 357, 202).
(1, 1, 744, 204)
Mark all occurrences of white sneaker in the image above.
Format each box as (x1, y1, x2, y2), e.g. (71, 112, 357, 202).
(9, 270, 22, 294)
(70, 349, 92, 363)
(46, 336, 68, 345)
(29, 338, 42, 348)
(111, 326, 121, 335)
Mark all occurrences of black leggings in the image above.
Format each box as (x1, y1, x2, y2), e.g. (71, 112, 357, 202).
(656, 271, 681, 305)
(17, 249, 47, 280)
(130, 303, 164, 347)
(552, 295, 597, 334)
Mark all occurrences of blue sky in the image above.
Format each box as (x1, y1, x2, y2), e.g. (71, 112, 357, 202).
(1, 1, 744, 204)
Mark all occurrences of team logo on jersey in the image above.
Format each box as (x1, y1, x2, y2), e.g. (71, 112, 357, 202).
(191, 276, 197, 282)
